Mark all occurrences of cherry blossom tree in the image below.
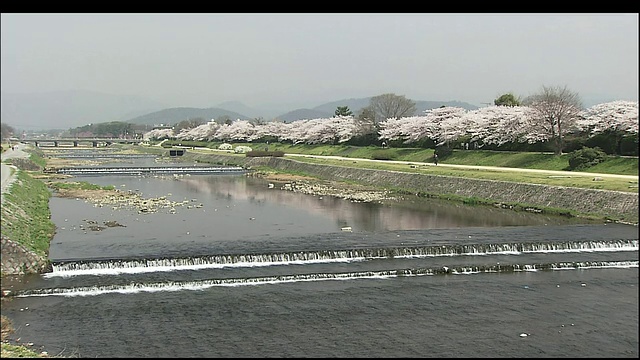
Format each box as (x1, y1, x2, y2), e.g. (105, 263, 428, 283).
(277, 117, 356, 145)
(252, 120, 289, 142)
(577, 100, 638, 135)
(175, 120, 220, 141)
(576, 100, 638, 155)
(144, 128, 175, 140)
(213, 120, 256, 142)
(377, 116, 409, 143)
(309, 116, 357, 144)
(378, 106, 467, 146)
(462, 105, 541, 147)
(141, 97, 638, 154)
(277, 119, 308, 144)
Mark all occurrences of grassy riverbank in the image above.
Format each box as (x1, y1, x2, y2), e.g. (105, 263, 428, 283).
(1, 171, 55, 258)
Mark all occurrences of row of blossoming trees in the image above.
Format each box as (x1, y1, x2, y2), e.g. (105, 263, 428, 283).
(144, 100, 638, 156)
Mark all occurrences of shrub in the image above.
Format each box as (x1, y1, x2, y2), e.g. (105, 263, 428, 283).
(568, 146, 608, 170)
(218, 143, 233, 150)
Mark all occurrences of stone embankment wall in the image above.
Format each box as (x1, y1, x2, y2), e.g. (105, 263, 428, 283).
(200, 154, 639, 223)
(1, 236, 50, 275)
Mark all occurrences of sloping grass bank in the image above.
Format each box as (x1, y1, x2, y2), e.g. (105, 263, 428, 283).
(1, 171, 55, 259)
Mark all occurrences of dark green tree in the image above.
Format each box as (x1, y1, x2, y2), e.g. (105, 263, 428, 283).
(494, 93, 521, 106)
(334, 106, 353, 117)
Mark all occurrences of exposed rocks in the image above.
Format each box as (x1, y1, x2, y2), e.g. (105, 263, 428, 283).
(80, 220, 126, 232)
(278, 179, 397, 203)
(52, 186, 202, 215)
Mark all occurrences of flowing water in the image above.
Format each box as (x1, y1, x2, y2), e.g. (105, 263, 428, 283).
(1, 152, 638, 358)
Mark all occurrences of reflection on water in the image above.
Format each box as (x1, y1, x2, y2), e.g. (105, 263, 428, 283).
(179, 175, 600, 230)
(46, 172, 603, 261)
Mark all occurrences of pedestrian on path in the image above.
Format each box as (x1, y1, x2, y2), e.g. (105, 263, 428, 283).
(434, 153, 438, 166)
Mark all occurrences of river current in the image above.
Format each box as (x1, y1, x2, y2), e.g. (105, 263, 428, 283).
(2, 151, 638, 357)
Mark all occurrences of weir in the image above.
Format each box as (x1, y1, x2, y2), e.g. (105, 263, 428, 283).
(48, 154, 157, 159)
(48, 165, 247, 175)
(48, 239, 639, 275)
(16, 260, 640, 298)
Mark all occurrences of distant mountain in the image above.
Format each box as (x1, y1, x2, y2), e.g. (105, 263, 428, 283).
(0, 90, 167, 131)
(312, 98, 372, 115)
(414, 100, 479, 113)
(216, 101, 282, 120)
(126, 107, 250, 127)
(1, 89, 483, 132)
(275, 108, 333, 123)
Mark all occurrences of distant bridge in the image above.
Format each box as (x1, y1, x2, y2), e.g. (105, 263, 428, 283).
(21, 138, 144, 147)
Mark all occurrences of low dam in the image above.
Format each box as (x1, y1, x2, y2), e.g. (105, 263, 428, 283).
(48, 165, 246, 176)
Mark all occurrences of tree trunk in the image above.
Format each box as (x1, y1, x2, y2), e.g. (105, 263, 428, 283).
(553, 136, 563, 155)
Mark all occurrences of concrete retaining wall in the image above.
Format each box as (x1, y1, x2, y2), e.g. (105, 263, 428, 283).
(1, 236, 50, 275)
(200, 154, 638, 222)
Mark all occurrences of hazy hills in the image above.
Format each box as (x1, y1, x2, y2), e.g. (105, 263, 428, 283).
(127, 107, 250, 128)
(1, 90, 481, 131)
(1, 90, 168, 131)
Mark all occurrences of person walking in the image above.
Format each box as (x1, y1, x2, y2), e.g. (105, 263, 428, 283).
(434, 153, 438, 166)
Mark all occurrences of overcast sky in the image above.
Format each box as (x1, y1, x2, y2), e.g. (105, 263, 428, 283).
(1, 13, 638, 109)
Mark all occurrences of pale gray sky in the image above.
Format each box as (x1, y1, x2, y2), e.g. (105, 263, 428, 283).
(1, 13, 638, 108)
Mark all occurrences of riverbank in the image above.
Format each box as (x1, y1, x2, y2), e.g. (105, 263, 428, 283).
(184, 152, 639, 224)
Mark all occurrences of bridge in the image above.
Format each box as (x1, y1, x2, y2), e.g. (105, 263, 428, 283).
(21, 138, 144, 147)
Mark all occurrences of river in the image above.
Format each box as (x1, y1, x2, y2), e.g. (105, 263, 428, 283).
(2, 150, 637, 358)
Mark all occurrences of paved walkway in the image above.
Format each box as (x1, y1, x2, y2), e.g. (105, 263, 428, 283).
(1, 143, 30, 204)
